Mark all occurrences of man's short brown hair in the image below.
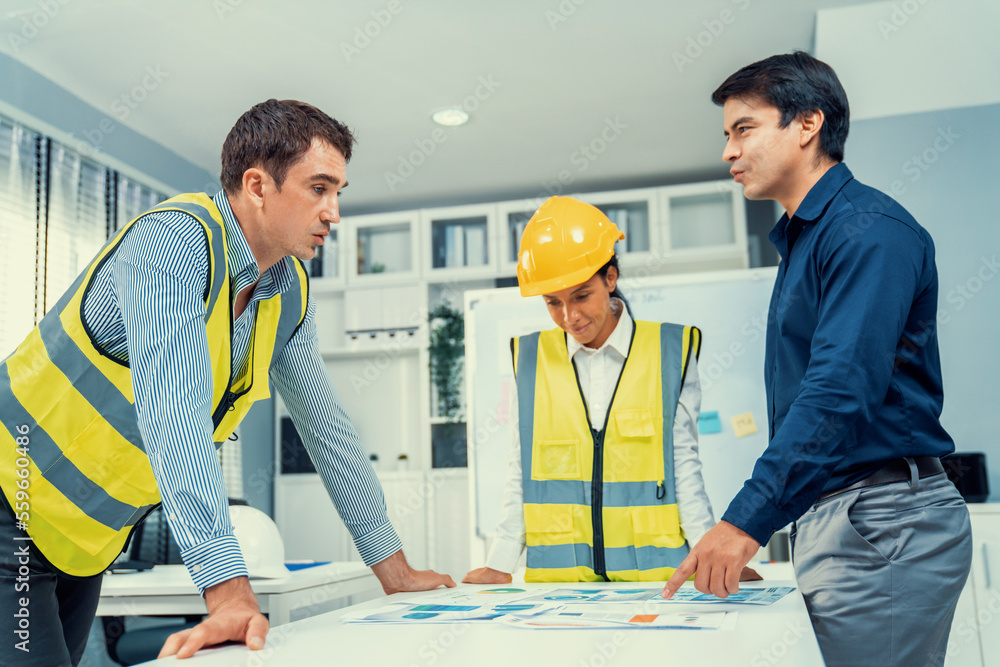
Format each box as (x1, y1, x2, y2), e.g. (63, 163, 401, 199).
(220, 99, 355, 194)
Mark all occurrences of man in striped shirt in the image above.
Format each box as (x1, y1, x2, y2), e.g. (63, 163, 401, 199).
(0, 99, 454, 667)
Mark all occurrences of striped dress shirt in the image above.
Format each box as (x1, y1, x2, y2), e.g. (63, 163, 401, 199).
(82, 191, 400, 592)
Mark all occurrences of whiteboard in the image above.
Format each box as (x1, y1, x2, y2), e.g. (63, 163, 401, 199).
(465, 268, 779, 538)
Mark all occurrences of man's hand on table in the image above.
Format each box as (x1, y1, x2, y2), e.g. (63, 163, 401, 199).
(158, 576, 269, 659)
(661, 520, 761, 599)
(371, 549, 457, 595)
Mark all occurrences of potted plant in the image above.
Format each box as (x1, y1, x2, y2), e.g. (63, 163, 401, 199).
(428, 302, 464, 421)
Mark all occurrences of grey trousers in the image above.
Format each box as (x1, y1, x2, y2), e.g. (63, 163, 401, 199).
(0, 499, 104, 667)
(792, 471, 972, 667)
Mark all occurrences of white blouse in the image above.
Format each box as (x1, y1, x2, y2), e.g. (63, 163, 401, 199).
(485, 299, 716, 573)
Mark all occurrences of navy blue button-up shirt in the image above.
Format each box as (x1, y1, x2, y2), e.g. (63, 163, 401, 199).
(721, 163, 955, 544)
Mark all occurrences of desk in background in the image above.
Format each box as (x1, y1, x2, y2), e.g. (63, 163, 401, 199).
(97, 562, 380, 626)
(135, 579, 824, 666)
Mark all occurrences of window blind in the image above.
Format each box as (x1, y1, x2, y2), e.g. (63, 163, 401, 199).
(43, 141, 112, 314)
(0, 119, 42, 357)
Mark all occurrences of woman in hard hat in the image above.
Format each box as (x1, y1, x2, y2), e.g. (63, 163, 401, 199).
(464, 196, 761, 584)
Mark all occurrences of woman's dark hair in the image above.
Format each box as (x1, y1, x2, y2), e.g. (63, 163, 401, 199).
(220, 99, 356, 195)
(711, 51, 849, 163)
(596, 255, 633, 318)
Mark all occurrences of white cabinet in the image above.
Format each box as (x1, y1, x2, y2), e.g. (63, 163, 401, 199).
(421, 204, 498, 282)
(305, 226, 345, 288)
(495, 198, 537, 276)
(345, 211, 420, 285)
(495, 182, 748, 281)
(659, 180, 749, 272)
(945, 504, 1000, 667)
(275, 471, 429, 569)
(581, 187, 660, 270)
(273, 178, 759, 579)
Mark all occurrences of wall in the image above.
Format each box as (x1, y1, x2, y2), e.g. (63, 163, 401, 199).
(0, 52, 218, 193)
(848, 102, 1000, 498)
(0, 54, 281, 512)
(816, 1, 1000, 498)
(815, 0, 1000, 121)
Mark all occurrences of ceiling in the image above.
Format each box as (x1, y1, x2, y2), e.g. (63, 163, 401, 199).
(0, 0, 871, 214)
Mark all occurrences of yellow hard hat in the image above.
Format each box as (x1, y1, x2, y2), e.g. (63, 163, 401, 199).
(516, 196, 624, 297)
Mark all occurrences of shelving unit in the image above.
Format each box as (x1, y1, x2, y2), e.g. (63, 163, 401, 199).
(422, 204, 498, 282)
(345, 211, 421, 285)
(274, 178, 753, 574)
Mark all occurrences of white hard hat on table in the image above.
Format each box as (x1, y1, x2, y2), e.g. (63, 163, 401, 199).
(229, 505, 288, 579)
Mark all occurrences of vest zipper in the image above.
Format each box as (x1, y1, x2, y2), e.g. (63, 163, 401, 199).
(566, 323, 635, 582)
(589, 425, 606, 579)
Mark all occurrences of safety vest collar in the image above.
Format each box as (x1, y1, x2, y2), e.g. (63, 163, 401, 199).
(211, 190, 260, 296)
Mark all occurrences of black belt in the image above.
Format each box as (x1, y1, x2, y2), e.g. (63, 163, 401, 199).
(817, 456, 945, 503)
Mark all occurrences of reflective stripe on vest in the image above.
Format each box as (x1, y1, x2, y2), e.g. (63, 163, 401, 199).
(513, 321, 701, 583)
(0, 193, 308, 576)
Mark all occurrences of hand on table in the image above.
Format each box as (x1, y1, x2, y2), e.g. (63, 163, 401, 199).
(462, 567, 513, 584)
(158, 576, 268, 660)
(371, 549, 457, 595)
(661, 520, 761, 600)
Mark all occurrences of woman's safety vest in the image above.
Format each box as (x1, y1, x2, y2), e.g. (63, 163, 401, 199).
(0, 193, 308, 577)
(512, 320, 701, 582)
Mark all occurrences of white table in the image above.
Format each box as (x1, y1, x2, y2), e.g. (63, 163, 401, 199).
(97, 562, 380, 626)
(133, 578, 825, 666)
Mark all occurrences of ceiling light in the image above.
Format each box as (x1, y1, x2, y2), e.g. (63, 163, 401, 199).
(432, 108, 469, 127)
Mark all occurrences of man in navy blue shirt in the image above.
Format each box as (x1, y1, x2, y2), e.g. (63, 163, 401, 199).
(663, 52, 972, 667)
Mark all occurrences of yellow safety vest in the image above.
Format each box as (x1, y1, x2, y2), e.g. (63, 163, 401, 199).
(0, 193, 308, 577)
(512, 320, 701, 582)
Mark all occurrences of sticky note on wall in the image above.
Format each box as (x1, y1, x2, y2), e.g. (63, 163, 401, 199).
(698, 411, 722, 434)
(731, 412, 758, 438)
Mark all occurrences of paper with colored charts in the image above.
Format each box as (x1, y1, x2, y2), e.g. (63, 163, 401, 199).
(516, 588, 659, 604)
(413, 586, 538, 605)
(502, 608, 732, 630)
(340, 601, 554, 624)
(654, 586, 795, 605)
(516, 586, 795, 606)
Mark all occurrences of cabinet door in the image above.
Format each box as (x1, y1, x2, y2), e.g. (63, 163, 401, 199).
(427, 470, 471, 576)
(275, 474, 358, 562)
(380, 474, 429, 569)
(969, 510, 1000, 667)
(946, 573, 984, 667)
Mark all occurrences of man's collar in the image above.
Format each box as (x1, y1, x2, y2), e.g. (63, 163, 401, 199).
(566, 297, 633, 359)
(791, 162, 853, 222)
(768, 162, 853, 252)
